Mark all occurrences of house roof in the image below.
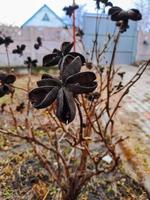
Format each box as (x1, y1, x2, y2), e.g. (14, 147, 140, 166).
(21, 4, 66, 28)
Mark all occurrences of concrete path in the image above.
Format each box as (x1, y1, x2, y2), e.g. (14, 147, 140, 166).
(115, 65, 150, 194)
(121, 65, 150, 135)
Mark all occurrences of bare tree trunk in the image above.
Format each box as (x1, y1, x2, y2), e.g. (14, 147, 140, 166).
(61, 179, 81, 200)
(62, 188, 80, 200)
(62, 192, 79, 200)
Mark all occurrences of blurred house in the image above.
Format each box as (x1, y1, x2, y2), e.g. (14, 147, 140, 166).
(0, 4, 148, 67)
(82, 13, 138, 65)
(0, 4, 74, 67)
(21, 4, 66, 28)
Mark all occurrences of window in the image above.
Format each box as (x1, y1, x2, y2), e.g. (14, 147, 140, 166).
(42, 13, 50, 21)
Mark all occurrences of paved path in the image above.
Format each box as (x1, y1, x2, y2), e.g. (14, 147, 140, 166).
(115, 65, 150, 194)
(121, 65, 150, 135)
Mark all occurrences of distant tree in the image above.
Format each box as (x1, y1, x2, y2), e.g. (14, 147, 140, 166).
(135, 0, 150, 31)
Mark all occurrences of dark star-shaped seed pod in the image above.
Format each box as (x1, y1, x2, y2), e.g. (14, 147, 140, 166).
(94, 0, 113, 10)
(116, 20, 129, 33)
(12, 44, 26, 56)
(85, 92, 100, 102)
(1, 103, 6, 113)
(16, 102, 25, 113)
(0, 36, 14, 47)
(29, 55, 97, 124)
(108, 6, 142, 33)
(0, 73, 16, 97)
(108, 6, 142, 21)
(117, 71, 126, 79)
(0, 36, 4, 45)
(34, 37, 42, 50)
(43, 41, 85, 67)
(24, 57, 38, 69)
(76, 28, 84, 39)
(127, 9, 142, 21)
(63, 5, 79, 17)
(114, 81, 123, 90)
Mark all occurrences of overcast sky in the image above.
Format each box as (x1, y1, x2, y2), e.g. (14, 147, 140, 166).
(0, 0, 136, 26)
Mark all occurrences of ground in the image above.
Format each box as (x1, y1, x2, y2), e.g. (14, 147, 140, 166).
(116, 64, 150, 195)
(0, 65, 150, 199)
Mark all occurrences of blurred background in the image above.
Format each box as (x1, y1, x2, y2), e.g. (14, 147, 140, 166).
(0, 0, 149, 67)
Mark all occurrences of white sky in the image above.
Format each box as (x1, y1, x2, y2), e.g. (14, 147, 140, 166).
(0, 0, 135, 26)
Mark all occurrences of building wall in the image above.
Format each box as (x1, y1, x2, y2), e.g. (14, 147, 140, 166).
(136, 30, 150, 61)
(0, 26, 80, 67)
(22, 5, 65, 28)
(1, 23, 147, 67)
(82, 13, 138, 65)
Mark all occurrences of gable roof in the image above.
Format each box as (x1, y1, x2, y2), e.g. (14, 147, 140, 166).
(21, 4, 66, 28)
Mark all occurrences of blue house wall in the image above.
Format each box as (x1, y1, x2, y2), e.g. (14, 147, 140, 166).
(21, 4, 66, 28)
(83, 13, 138, 65)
